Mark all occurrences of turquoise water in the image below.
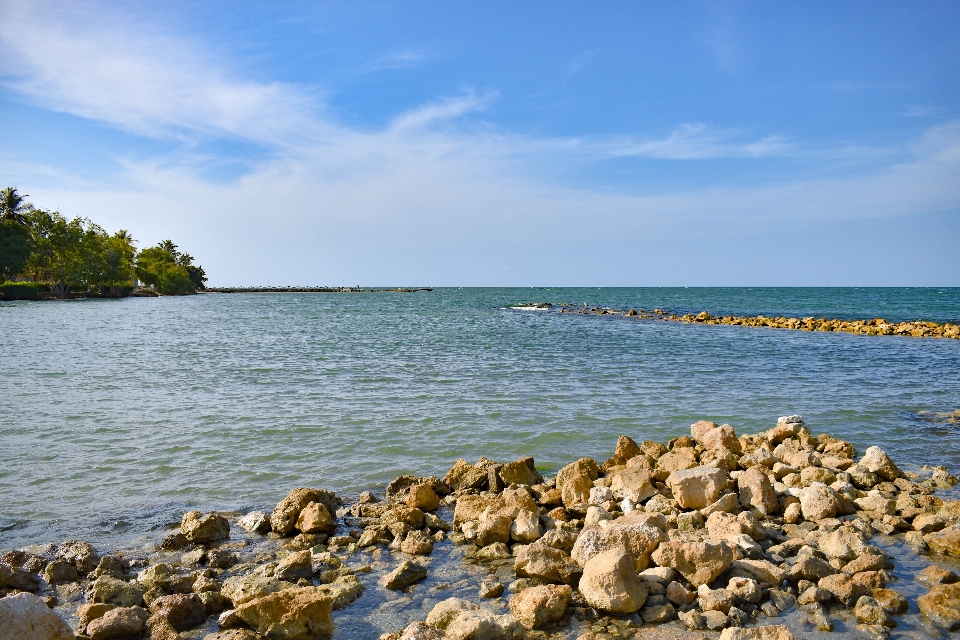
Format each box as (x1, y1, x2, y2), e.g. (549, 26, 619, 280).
(1, 287, 959, 550)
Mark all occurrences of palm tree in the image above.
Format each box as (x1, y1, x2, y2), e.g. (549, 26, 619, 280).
(0, 187, 34, 225)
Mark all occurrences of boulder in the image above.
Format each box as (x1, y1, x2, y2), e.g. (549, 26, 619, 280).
(0, 563, 41, 591)
(571, 522, 664, 571)
(444, 459, 488, 491)
(854, 595, 894, 627)
(315, 575, 364, 610)
(271, 488, 340, 536)
(407, 484, 440, 512)
(666, 581, 697, 605)
(508, 584, 571, 629)
(221, 575, 292, 606)
(917, 582, 960, 630)
(872, 588, 908, 614)
(380, 559, 428, 590)
(86, 576, 144, 607)
(77, 603, 118, 634)
(842, 554, 886, 575)
(56, 540, 100, 576)
(514, 543, 581, 587)
(818, 527, 868, 561)
(860, 446, 902, 481)
(666, 467, 729, 509)
(510, 510, 542, 543)
(650, 540, 734, 587)
(604, 435, 644, 468)
(275, 551, 314, 581)
(295, 502, 335, 534)
(729, 559, 786, 589)
(396, 622, 444, 640)
(234, 587, 334, 640)
(798, 483, 841, 521)
(925, 526, 960, 558)
(609, 465, 657, 504)
(498, 457, 543, 486)
(149, 594, 206, 632)
(181, 511, 230, 543)
(656, 449, 699, 477)
(818, 573, 867, 606)
(237, 511, 272, 534)
(787, 556, 834, 583)
(453, 494, 493, 526)
(444, 610, 522, 640)
(0, 551, 47, 574)
(578, 549, 648, 613)
(718, 625, 795, 640)
(694, 423, 742, 454)
(0, 593, 74, 640)
(476, 510, 512, 547)
(738, 467, 778, 515)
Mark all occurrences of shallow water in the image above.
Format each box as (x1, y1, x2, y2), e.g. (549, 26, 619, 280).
(1, 287, 959, 551)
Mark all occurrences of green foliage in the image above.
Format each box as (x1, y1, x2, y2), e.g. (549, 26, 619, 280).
(0, 187, 33, 225)
(0, 280, 44, 300)
(0, 219, 32, 279)
(135, 240, 207, 295)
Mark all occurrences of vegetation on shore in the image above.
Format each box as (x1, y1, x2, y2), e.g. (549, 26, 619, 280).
(0, 187, 206, 299)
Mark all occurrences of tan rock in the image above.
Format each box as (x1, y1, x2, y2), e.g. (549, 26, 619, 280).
(787, 555, 834, 583)
(561, 471, 594, 507)
(514, 543, 582, 587)
(860, 446, 902, 481)
(86, 576, 144, 607)
(234, 587, 334, 640)
(400, 530, 434, 555)
(818, 573, 867, 605)
(476, 509, 512, 547)
(508, 584, 571, 629)
(798, 483, 841, 521)
(609, 465, 657, 504)
(666, 467, 729, 509)
(818, 526, 868, 561)
(666, 581, 696, 605)
(604, 435, 644, 468)
(148, 594, 205, 632)
(578, 549, 648, 613)
(842, 554, 886, 575)
(221, 575, 292, 606)
(407, 484, 441, 512)
(556, 458, 600, 491)
(453, 494, 493, 526)
(498, 457, 543, 486)
(872, 588, 908, 614)
(706, 511, 747, 540)
(275, 550, 314, 581)
(650, 540, 733, 587)
(77, 603, 118, 634)
(271, 488, 339, 536)
(925, 526, 960, 557)
(56, 540, 101, 576)
(295, 502, 335, 534)
(695, 423, 742, 454)
(918, 582, 960, 630)
(655, 449, 699, 478)
(380, 560, 428, 590)
(729, 559, 786, 589)
(181, 511, 230, 543)
(913, 513, 946, 533)
(570, 522, 664, 571)
(510, 510, 542, 543)
(737, 467, 778, 515)
(719, 625, 795, 640)
(444, 459, 488, 491)
(0, 593, 74, 640)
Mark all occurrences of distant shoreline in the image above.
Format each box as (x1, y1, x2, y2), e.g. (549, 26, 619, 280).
(203, 287, 433, 293)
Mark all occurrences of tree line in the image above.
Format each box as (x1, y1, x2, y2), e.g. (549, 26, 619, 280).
(0, 187, 206, 297)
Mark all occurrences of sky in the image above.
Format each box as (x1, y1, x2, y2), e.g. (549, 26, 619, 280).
(1, 1, 959, 286)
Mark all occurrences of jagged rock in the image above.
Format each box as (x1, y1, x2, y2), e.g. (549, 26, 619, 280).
(738, 466, 778, 514)
(87, 576, 144, 607)
(666, 580, 696, 605)
(510, 510, 541, 543)
(925, 526, 960, 557)
(818, 526, 868, 561)
(181, 511, 230, 543)
(650, 539, 733, 587)
(609, 465, 657, 504)
(818, 573, 867, 605)
(727, 577, 762, 604)
(137, 564, 173, 592)
(275, 550, 314, 581)
(0, 551, 47, 574)
(92, 556, 129, 580)
(514, 543, 581, 586)
(666, 467, 729, 509)
(221, 575, 292, 606)
(56, 540, 101, 576)
(729, 559, 786, 589)
(271, 488, 340, 536)
(570, 522, 664, 570)
(916, 565, 959, 586)
(0, 563, 41, 591)
(380, 559, 428, 590)
(316, 575, 364, 610)
(77, 603, 118, 634)
(85, 605, 146, 639)
(479, 581, 505, 598)
(604, 436, 644, 468)
(918, 582, 960, 630)
(237, 511, 272, 534)
(788, 556, 834, 583)
(400, 529, 435, 555)
(718, 625, 795, 640)
(453, 494, 493, 526)
(508, 584, 571, 629)
(578, 549, 648, 613)
(234, 587, 334, 640)
(208, 548, 238, 569)
(476, 510, 512, 547)
(872, 588, 908, 614)
(444, 460, 488, 491)
(693, 422, 742, 454)
(498, 457, 543, 486)
(407, 484, 441, 512)
(860, 446, 902, 481)
(0, 593, 74, 640)
(854, 595, 894, 627)
(842, 554, 886, 575)
(295, 502, 335, 534)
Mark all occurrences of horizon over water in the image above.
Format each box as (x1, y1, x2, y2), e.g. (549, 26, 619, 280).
(2, 287, 959, 551)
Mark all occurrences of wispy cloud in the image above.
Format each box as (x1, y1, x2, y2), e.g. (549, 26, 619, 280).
(568, 50, 598, 74)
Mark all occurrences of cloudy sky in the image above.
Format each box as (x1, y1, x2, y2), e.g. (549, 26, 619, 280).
(1, 1, 958, 286)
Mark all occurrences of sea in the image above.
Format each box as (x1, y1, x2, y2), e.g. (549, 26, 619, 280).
(2, 287, 958, 552)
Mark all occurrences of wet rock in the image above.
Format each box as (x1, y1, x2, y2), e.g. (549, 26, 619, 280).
(854, 595, 894, 627)
(40, 560, 78, 585)
(56, 540, 101, 576)
(400, 529, 435, 555)
(925, 525, 960, 557)
(476, 510, 512, 547)
(570, 522, 664, 571)
(221, 574, 292, 606)
(381, 559, 428, 590)
(509, 583, 571, 629)
(860, 446, 902, 481)
(445, 459, 488, 491)
(271, 488, 340, 536)
(842, 553, 886, 575)
(872, 588, 908, 614)
(514, 542, 581, 586)
(797, 586, 830, 605)
(917, 582, 960, 630)
(453, 494, 493, 526)
(913, 513, 946, 533)
(275, 550, 314, 581)
(1, 550, 48, 575)
(86, 606, 147, 640)
(916, 564, 959, 586)
(0, 562, 41, 591)
(666, 466, 729, 509)
(650, 539, 734, 587)
(296, 502, 335, 534)
(718, 625, 795, 640)
(473, 542, 511, 561)
(479, 581, 504, 598)
(578, 549, 648, 613)
(207, 548, 238, 569)
(204, 631, 261, 640)
(234, 587, 334, 640)
(498, 457, 543, 486)
(148, 593, 206, 631)
(137, 563, 172, 592)
(181, 511, 230, 543)
(237, 510, 272, 534)
(92, 556, 129, 580)
(0, 592, 74, 640)
(87, 576, 145, 607)
(818, 572, 867, 605)
(316, 575, 364, 610)
(407, 484, 441, 512)
(847, 464, 880, 489)
(77, 603, 118, 633)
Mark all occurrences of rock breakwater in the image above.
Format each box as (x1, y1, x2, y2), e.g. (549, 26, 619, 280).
(3, 416, 960, 639)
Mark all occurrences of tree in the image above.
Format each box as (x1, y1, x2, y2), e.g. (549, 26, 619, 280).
(135, 240, 205, 295)
(0, 187, 34, 225)
(0, 219, 31, 279)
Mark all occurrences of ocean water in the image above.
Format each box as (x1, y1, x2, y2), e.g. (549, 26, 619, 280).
(1, 287, 959, 551)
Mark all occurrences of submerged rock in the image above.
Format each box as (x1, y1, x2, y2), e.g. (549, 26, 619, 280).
(380, 559, 428, 590)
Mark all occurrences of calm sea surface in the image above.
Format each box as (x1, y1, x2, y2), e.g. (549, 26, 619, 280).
(2, 287, 959, 550)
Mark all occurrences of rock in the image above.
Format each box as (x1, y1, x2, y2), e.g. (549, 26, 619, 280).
(0, 563, 41, 591)
(666, 581, 696, 605)
(925, 526, 960, 557)
(407, 484, 441, 512)
(818, 526, 868, 561)
(148, 593, 206, 631)
(718, 625, 795, 640)
(514, 543, 582, 586)
(578, 549, 648, 613)
(729, 559, 786, 589)
(275, 550, 314, 581)
(0, 593, 74, 640)
(872, 588, 908, 614)
(86, 606, 147, 640)
(604, 436, 644, 468)
(854, 595, 894, 627)
(476, 510, 512, 547)
(137, 564, 172, 592)
(509, 584, 571, 629)
(474, 542, 511, 561)
(847, 464, 880, 489)
(570, 522, 664, 571)
(609, 466, 657, 504)
(41, 560, 78, 586)
(666, 467, 729, 509)
(234, 587, 334, 640)
(56, 540, 101, 576)
(400, 530, 435, 555)
(788, 556, 834, 583)
(842, 554, 886, 575)
(453, 495, 492, 527)
(204, 631, 261, 640)
(706, 511, 747, 540)
(698, 586, 736, 612)
(77, 603, 118, 633)
(650, 539, 734, 587)
(237, 511, 272, 534)
(913, 513, 946, 533)
(444, 459, 488, 491)
(702, 492, 740, 516)
(639, 566, 675, 584)
(181, 511, 230, 543)
(727, 577, 762, 604)
(678, 608, 707, 629)
(798, 483, 841, 520)
(860, 446, 901, 481)
(271, 488, 340, 536)
(445, 610, 522, 640)
(498, 457, 543, 486)
(818, 573, 867, 605)
(315, 575, 364, 610)
(917, 582, 960, 630)
(295, 502, 335, 534)
(221, 575, 291, 606)
(695, 423, 742, 454)
(479, 581, 504, 598)
(641, 603, 677, 622)
(380, 559, 428, 590)
(510, 510, 542, 543)
(916, 565, 959, 586)
(703, 610, 730, 630)
(738, 467, 778, 515)
(0, 551, 47, 575)
(92, 556, 129, 580)
(87, 576, 144, 607)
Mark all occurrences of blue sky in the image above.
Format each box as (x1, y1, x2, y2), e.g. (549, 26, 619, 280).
(1, 1, 958, 286)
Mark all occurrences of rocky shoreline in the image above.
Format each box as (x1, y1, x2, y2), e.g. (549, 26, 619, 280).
(513, 303, 960, 339)
(3, 417, 960, 640)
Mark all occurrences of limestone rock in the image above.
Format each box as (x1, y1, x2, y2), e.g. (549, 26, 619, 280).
(666, 581, 696, 605)
(315, 575, 364, 610)
(476, 510, 512, 547)
(854, 595, 894, 627)
(872, 588, 908, 614)
(694, 423, 742, 454)
(498, 457, 543, 486)
(380, 559, 428, 590)
(510, 510, 542, 543)
(818, 526, 868, 561)
(453, 494, 493, 526)
(788, 556, 834, 583)
(718, 625, 795, 640)
(917, 582, 960, 630)
(407, 484, 440, 512)
(0, 563, 41, 591)
(271, 488, 340, 536)
(400, 529, 435, 555)
(444, 610, 522, 640)
(925, 526, 960, 557)
(604, 436, 644, 468)
(149, 594, 206, 631)
(221, 575, 292, 606)
(798, 483, 841, 521)
(666, 467, 729, 510)
(578, 549, 648, 613)
(514, 543, 581, 587)
(0, 593, 73, 640)
(234, 587, 334, 640)
(729, 559, 786, 589)
(77, 603, 118, 634)
(508, 584, 571, 629)
(444, 459, 488, 491)
(738, 466, 778, 515)
(86, 576, 144, 607)
(275, 550, 314, 581)
(650, 540, 733, 587)
(609, 465, 657, 504)
(860, 446, 902, 481)
(295, 502, 335, 534)
(570, 522, 664, 571)
(237, 511, 271, 534)
(56, 540, 101, 576)
(181, 511, 230, 543)
(818, 573, 867, 605)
